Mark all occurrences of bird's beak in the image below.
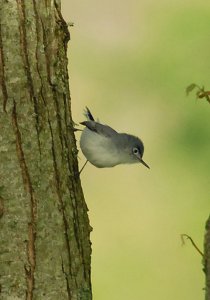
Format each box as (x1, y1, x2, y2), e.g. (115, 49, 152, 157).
(140, 159, 150, 169)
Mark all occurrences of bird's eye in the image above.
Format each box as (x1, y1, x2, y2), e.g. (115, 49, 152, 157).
(133, 147, 139, 155)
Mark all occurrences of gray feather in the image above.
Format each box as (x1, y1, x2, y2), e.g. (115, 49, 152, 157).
(80, 121, 118, 138)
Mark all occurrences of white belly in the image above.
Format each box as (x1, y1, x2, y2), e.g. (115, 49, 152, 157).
(80, 128, 120, 168)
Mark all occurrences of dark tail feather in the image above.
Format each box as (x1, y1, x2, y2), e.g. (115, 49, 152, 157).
(85, 107, 95, 121)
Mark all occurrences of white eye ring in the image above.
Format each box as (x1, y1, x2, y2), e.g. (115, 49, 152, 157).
(133, 147, 139, 155)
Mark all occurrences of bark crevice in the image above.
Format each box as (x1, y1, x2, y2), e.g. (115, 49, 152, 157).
(12, 100, 37, 300)
(0, 23, 8, 112)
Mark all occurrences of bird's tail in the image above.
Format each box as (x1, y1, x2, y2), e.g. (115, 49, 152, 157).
(84, 107, 95, 121)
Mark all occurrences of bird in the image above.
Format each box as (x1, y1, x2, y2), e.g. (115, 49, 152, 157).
(79, 107, 149, 171)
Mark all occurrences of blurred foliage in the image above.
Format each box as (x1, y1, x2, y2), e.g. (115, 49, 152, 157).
(62, 1, 210, 299)
(186, 83, 210, 104)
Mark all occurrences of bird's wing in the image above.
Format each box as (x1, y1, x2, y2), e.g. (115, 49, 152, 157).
(80, 121, 118, 138)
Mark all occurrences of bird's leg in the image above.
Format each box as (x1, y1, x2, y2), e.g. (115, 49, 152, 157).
(79, 160, 88, 175)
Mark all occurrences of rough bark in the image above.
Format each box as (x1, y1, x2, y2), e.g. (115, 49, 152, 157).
(0, 1, 92, 299)
(204, 216, 210, 300)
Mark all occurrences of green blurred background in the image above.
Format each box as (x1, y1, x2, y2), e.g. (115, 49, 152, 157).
(62, 1, 210, 299)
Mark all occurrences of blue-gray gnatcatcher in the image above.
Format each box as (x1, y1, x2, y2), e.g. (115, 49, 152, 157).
(80, 107, 149, 170)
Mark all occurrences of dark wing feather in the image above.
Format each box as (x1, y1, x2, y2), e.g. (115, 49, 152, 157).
(84, 107, 95, 121)
(80, 121, 118, 138)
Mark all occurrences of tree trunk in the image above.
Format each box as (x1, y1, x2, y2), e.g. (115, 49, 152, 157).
(204, 216, 210, 300)
(0, 1, 92, 299)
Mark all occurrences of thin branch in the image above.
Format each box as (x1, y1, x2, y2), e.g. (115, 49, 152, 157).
(181, 234, 204, 257)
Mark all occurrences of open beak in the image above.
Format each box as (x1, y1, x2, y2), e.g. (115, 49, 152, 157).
(140, 159, 150, 169)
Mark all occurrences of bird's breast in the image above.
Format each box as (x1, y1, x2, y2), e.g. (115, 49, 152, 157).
(80, 128, 120, 167)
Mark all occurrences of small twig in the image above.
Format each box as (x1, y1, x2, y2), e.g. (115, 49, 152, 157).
(67, 22, 74, 27)
(73, 128, 82, 132)
(181, 234, 204, 257)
